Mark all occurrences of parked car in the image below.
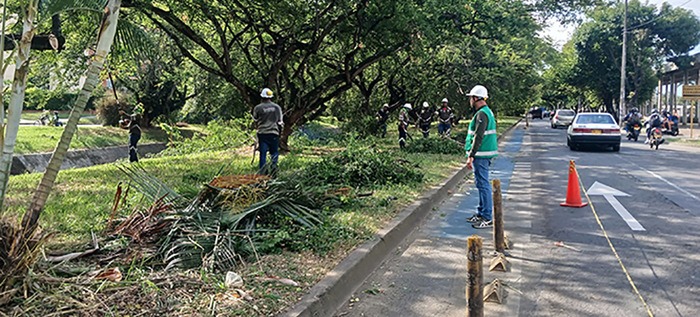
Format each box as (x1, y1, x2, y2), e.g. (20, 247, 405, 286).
(567, 112, 621, 152)
(551, 109, 576, 128)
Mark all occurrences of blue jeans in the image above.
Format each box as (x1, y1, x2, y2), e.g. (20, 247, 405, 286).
(474, 158, 493, 221)
(438, 123, 451, 135)
(258, 133, 279, 175)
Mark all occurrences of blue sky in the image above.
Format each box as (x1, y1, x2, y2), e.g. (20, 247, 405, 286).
(542, 0, 700, 53)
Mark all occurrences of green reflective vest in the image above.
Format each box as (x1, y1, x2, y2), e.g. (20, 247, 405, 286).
(465, 106, 498, 158)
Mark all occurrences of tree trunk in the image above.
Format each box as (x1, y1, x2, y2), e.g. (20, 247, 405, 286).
(23, 0, 122, 234)
(0, 0, 38, 212)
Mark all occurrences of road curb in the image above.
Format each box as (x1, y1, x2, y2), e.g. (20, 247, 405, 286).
(281, 119, 522, 317)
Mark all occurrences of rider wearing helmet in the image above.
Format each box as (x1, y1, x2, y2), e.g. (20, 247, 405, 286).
(398, 103, 412, 149)
(646, 109, 662, 144)
(417, 101, 434, 138)
(622, 107, 642, 132)
(437, 98, 454, 137)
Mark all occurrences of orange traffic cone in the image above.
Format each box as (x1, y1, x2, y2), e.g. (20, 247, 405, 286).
(560, 160, 588, 208)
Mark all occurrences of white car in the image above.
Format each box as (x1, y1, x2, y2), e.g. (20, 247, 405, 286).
(567, 112, 621, 152)
(551, 109, 576, 128)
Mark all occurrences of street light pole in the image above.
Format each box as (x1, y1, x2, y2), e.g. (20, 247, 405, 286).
(619, 0, 628, 123)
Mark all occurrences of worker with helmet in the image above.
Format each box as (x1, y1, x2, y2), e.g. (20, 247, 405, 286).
(252, 88, 283, 176)
(417, 101, 434, 138)
(464, 85, 498, 229)
(376, 103, 390, 138)
(398, 103, 413, 149)
(645, 108, 662, 144)
(437, 98, 454, 137)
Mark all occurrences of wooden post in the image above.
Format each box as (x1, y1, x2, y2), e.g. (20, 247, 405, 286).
(467, 235, 484, 317)
(692, 102, 695, 139)
(493, 179, 504, 253)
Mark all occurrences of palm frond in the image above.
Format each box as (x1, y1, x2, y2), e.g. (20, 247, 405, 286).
(39, 0, 107, 19)
(115, 19, 158, 66)
(117, 164, 187, 207)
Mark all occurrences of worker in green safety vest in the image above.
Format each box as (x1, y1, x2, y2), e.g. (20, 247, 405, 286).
(464, 85, 498, 229)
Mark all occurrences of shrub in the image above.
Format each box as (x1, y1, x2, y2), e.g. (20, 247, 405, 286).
(160, 119, 253, 156)
(96, 96, 133, 126)
(405, 138, 464, 155)
(289, 145, 423, 188)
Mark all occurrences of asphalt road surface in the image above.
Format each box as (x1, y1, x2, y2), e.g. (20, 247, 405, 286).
(335, 119, 700, 317)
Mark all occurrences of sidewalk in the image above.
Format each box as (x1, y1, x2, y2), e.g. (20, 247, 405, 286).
(335, 124, 533, 316)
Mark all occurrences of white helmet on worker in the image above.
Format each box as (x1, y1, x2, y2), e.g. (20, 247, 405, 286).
(423, 102, 430, 108)
(403, 103, 412, 110)
(441, 98, 449, 103)
(467, 85, 488, 100)
(260, 88, 274, 99)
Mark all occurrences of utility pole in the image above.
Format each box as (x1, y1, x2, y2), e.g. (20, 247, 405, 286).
(619, 0, 628, 123)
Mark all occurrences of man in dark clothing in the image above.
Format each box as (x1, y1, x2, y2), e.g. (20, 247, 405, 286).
(437, 98, 454, 137)
(253, 88, 283, 176)
(376, 103, 390, 138)
(120, 110, 141, 162)
(417, 102, 434, 138)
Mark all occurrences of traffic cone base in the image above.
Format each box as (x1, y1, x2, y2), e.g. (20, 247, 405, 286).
(561, 160, 588, 208)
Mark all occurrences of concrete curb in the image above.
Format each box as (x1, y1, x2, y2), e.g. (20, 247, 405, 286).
(281, 119, 522, 317)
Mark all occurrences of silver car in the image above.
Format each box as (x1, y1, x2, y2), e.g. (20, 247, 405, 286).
(551, 109, 576, 128)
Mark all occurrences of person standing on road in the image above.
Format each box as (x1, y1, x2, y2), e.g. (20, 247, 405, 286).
(437, 98, 454, 137)
(253, 88, 283, 176)
(376, 103, 390, 138)
(464, 85, 498, 229)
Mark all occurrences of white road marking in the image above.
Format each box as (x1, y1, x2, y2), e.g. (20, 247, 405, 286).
(588, 182, 645, 231)
(619, 156, 700, 203)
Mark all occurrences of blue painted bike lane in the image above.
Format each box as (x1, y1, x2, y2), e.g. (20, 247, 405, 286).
(425, 125, 525, 241)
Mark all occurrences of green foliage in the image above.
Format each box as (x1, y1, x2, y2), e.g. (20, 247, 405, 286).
(23, 87, 81, 111)
(405, 138, 463, 155)
(161, 119, 253, 156)
(96, 94, 135, 126)
(290, 145, 423, 189)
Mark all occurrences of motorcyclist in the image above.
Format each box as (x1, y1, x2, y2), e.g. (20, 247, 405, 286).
(417, 102, 433, 138)
(662, 110, 679, 132)
(437, 98, 454, 137)
(623, 108, 642, 132)
(398, 103, 412, 149)
(645, 109, 663, 144)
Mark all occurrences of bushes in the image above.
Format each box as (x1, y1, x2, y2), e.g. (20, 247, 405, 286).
(405, 137, 464, 155)
(160, 119, 253, 156)
(96, 95, 133, 126)
(289, 145, 423, 188)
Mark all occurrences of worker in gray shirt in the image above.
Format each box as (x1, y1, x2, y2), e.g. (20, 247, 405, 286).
(252, 88, 283, 176)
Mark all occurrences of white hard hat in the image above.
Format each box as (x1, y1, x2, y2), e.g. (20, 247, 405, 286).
(423, 102, 430, 108)
(403, 103, 412, 110)
(441, 98, 448, 103)
(466, 85, 488, 99)
(260, 88, 274, 98)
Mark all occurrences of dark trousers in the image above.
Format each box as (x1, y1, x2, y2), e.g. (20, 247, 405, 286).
(420, 123, 431, 138)
(258, 133, 280, 176)
(398, 126, 407, 149)
(129, 133, 141, 162)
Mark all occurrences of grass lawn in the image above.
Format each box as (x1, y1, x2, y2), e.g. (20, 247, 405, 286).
(1, 116, 520, 316)
(14, 126, 169, 154)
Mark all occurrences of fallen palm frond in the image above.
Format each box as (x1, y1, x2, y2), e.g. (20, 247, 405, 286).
(0, 218, 48, 305)
(117, 164, 187, 207)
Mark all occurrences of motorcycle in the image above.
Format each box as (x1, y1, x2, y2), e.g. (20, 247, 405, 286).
(649, 127, 665, 150)
(626, 122, 642, 142)
(661, 121, 679, 136)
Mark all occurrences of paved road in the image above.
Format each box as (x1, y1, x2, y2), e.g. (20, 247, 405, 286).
(336, 120, 700, 317)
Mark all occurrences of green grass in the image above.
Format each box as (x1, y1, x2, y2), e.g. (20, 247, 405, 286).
(21, 110, 100, 125)
(1, 116, 521, 316)
(14, 126, 169, 154)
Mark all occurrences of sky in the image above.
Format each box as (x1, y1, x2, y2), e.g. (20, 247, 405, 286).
(542, 0, 700, 51)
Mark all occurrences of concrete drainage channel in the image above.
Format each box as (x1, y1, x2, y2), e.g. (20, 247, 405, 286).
(282, 120, 522, 317)
(10, 143, 167, 175)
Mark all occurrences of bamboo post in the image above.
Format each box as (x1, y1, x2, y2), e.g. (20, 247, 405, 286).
(493, 179, 504, 253)
(467, 235, 484, 317)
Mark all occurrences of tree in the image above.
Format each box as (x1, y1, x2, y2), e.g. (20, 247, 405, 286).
(25, 0, 122, 235)
(569, 1, 700, 115)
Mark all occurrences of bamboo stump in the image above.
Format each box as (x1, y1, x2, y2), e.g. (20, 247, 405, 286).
(467, 235, 483, 317)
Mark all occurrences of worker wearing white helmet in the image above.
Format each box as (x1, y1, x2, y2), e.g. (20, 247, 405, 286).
(437, 97, 454, 137)
(418, 101, 434, 138)
(252, 87, 283, 176)
(398, 103, 413, 149)
(464, 85, 498, 230)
